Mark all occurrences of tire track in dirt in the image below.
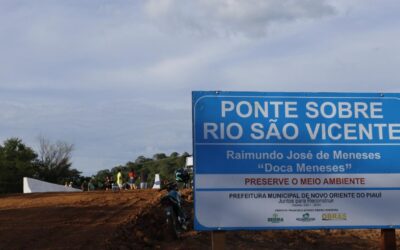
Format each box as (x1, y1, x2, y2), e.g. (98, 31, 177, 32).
(0, 190, 159, 250)
(2, 190, 400, 250)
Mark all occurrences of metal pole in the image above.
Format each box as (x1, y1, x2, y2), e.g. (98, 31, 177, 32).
(212, 231, 226, 250)
(381, 229, 397, 250)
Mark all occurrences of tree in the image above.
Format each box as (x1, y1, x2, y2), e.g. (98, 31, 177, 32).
(0, 138, 37, 193)
(91, 152, 189, 189)
(93, 169, 111, 187)
(34, 137, 80, 184)
(153, 153, 167, 160)
(170, 152, 179, 158)
(135, 155, 150, 164)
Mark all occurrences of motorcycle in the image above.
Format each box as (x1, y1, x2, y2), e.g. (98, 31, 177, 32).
(160, 182, 190, 239)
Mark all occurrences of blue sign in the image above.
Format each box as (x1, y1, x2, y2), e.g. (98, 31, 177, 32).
(193, 91, 400, 230)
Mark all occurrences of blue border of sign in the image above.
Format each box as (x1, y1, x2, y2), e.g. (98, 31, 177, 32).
(193, 91, 400, 231)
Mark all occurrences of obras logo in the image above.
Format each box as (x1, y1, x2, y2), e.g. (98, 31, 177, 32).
(322, 213, 347, 221)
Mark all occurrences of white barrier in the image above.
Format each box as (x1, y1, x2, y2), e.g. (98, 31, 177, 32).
(23, 177, 82, 193)
(152, 174, 161, 189)
(186, 156, 193, 167)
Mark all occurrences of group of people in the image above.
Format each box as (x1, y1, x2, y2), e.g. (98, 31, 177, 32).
(79, 179, 96, 191)
(64, 181, 73, 188)
(75, 167, 192, 192)
(104, 169, 149, 191)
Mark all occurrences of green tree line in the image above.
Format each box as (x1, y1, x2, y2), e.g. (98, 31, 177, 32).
(0, 137, 190, 193)
(91, 152, 190, 188)
(0, 137, 80, 194)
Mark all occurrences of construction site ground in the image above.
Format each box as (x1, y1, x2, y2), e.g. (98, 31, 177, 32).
(0, 189, 399, 250)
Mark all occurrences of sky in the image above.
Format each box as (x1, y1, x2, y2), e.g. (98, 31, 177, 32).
(1, 0, 400, 176)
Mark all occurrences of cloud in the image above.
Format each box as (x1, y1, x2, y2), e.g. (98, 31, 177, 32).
(1, 0, 400, 176)
(144, 0, 336, 37)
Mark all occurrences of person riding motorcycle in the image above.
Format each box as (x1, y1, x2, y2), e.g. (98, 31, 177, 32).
(175, 168, 190, 188)
(161, 182, 189, 233)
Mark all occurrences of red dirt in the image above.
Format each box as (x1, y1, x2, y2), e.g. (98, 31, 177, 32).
(0, 189, 399, 250)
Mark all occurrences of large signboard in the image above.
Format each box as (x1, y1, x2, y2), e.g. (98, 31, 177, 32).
(193, 91, 400, 230)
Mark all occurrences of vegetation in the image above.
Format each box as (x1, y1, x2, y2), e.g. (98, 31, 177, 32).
(34, 137, 81, 185)
(92, 152, 190, 188)
(0, 137, 190, 194)
(0, 138, 37, 193)
(0, 137, 80, 194)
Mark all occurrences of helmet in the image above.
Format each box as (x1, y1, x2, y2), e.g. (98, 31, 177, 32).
(165, 182, 177, 191)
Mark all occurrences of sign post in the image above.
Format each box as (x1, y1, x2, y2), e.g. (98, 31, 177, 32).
(212, 231, 226, 250)
(193, 91, 400, 231)
(381, 229, 396, 250)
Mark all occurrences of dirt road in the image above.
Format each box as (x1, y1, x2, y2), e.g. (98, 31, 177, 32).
(0, 190, 399, 249)
(0, 190, 160, 249)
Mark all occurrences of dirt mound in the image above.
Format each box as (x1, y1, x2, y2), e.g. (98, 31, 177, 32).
(0, 190, 159, 249)
(1, 189, 399, 250)
(108, 189, 210, 250)
(108, 189, 400, 250)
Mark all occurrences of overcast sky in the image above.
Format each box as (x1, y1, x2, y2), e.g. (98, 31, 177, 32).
(1, 0, 399, 175)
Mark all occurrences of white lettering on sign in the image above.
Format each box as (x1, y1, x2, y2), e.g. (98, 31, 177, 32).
(305, 101, 383, 119)
(221, 101, 298, 119)
(203, 99, 399, 141)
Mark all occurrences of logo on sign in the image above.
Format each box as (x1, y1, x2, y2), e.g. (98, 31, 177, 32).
(267, 213, 284, 223)
(322, 213, 347, 221)
(296, 213, 316, 222)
